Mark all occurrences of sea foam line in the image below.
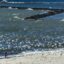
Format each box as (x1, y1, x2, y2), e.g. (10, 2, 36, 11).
(11, 48, 64, 57)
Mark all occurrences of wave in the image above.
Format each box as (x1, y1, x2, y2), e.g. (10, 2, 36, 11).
(20, 48, 64, 56)
(7, 48, 64, 58)
(60, 18, 64, 21)
(26, 8, 33, 10)
(1, 0, 64, 3)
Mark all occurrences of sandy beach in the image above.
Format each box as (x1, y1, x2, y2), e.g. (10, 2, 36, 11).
(0, 49, 64, 64)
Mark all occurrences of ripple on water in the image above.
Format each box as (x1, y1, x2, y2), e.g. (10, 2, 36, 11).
(0, 8, 64, 55)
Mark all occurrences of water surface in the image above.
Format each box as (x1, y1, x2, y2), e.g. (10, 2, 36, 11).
(0, 8, 64, 55)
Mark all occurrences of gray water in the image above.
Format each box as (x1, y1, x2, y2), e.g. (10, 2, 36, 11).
(0, 3, 64, 9)
(0, 8, 64, 55)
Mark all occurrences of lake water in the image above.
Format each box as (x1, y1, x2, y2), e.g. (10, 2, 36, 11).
(0, 3, 64, 9)
(0, 8, 64, 55)
(1, 0, 64, 2)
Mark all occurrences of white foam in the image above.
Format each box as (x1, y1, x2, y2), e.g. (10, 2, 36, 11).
(8, 7, 12, 9)
(21, 48, 64, 56)
(2, 0, 7, 2)
(27, 8, 33, 11)
(13, 16, 24, 20)
(22, 51, 42, 56)
(49, 6, 52, 9)
(3, 48, 64, 58)
(60, 19, 64, 21)
(13, 16, 21, 19)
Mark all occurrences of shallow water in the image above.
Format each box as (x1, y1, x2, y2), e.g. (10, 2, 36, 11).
(0, 8, 64, 55)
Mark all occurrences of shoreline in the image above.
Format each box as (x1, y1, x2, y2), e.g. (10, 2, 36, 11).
(0, 48, 64, 64)
(18, 48, 64, 56)
(4, 48, 64, 58)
